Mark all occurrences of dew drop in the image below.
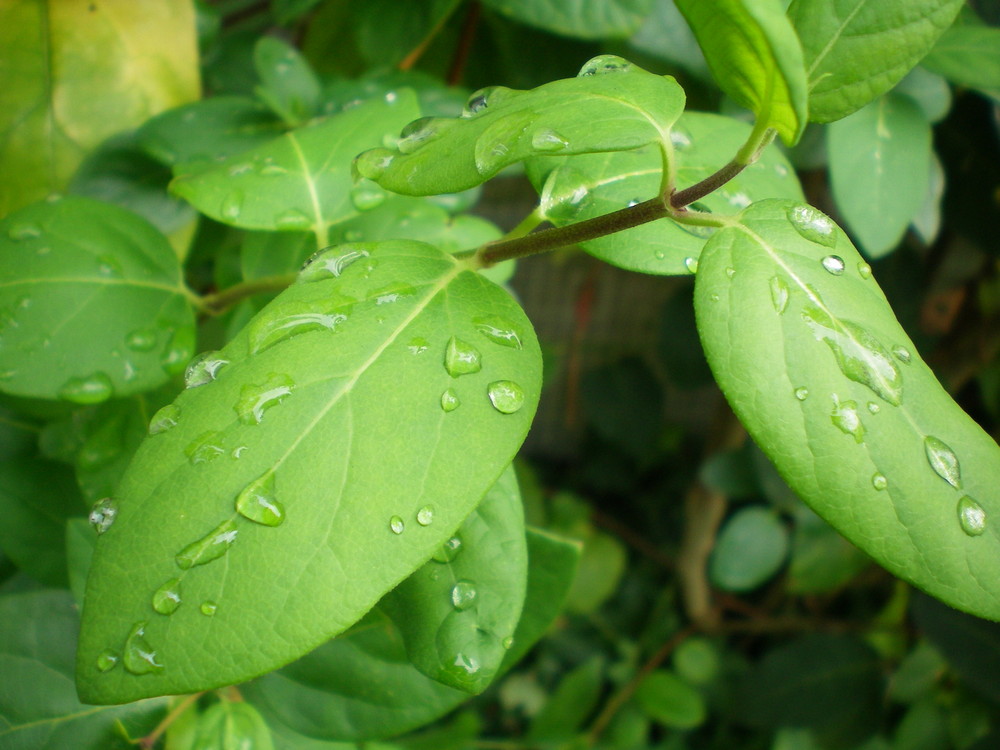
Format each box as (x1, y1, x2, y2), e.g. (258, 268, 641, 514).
(250, 309, 350, 354)
(231, 445, 248, 459)
(97, 254, 124, 278)
(441, 388, 460, 412)
(531, 128, 569, 152)
(175, 519, 238, 569)
(867, 402, 880, 415)
(872, 473, 888, 491)
(684, 257, 699, 274)
(59, 372, 113, 405)
(830, 395, 864, 443)
(227, 162, 253, 177)
(184, 350, 229, 388)
(89, 497, 119, 534)
(123, 622, 163, 675)
(544, 182, 592, 223)
(371, 281, 415, 306)
(787, 205, 837, 248)
(654, 250, 666, 260)
(770, 276, 790, 314)
(924, 436, 961, 489)
(794, 387, 809, 401)
(96, 650, 118, 672)
(725, 267, 736, 279)
(350, 182, 386, 211)
(444, 336, 482, 377)
(299, 245, 370, 282)
(7, 223, 41, 241)
(578, 54, 633, 76)
(125, 328, 158, 352)
(488, 380, 525, 414)
(152, 578, 182, 615)
(462, 87, 498, 117)
(416, 505, 434, 526)
(235, 373, 294, 424)
(220, 190, 244, 221)
(235, 472, 285, 527)
(957, 496, 987, 536)
(353, 149, 394, 180)
(474, 316, 523, 349)
(148, 404, 181, 435)
(451, 580, 477, 610)
(821, 255, 846, 275)
(858, 262, 872, 279)
(200, 601, 217, 616)
(433, 536, 463, 563)
(274, 208, 313, 230)
(185, 431, 226, 464)
(454, 652, 481, 675)
(892, 345, 911, 364)
(407, 337, 430, 355)
(389, 515, 405, 535)
(397, 117, 443, 154)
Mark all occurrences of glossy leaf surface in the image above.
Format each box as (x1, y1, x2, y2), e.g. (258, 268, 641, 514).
(674, 0, 807, 144)
(244, 528, 580, 741)
(355, 57, 685, 195)
(694, 199, 1000, 621)
(0, 197, 196, 402)
(481, 0, 653, 39)
(77, 240, 542, 703)
(527, 111, 802, 275)
(380, 465, 527, 693)
(788, 0, 965, 122)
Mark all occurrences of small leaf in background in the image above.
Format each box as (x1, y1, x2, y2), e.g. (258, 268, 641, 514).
(893, 697, 948, 750)
(787, 505, 870, 594)
(192, 701, 274, 750)
(527, 657, 604, 742)
(634, 670, 707, 729)
(788, 0, 964, 123)
(253, 36, 322, 126)
(922, 24, 1000, 97)
(482, 0, 653, 39)
(709, 506, 789, 592)
(352, 0, 464, 70)
(887, 640, 945, 705)
(0, 196, 196, 403)
(674, 0, 808, 144)
(827, 93, 932, 257)
(0, 0, 200, 216)
(894, 68, 953, 124)
(672, 637, 720, 686)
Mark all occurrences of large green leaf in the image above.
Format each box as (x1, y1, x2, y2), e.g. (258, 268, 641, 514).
(922, 25, 1000, 94)
(526, 111, 803, 275)
(243, 528, 580, 741)
(827, 94, 931, 257)
(481, 0, 653, 39)
(0, 590, 167, 750)
(0, 197, 196, 403)
(380, 465, 527, 694)
(674, 0, 807, 144)
(77, 239, 542, 704)
(694, 199, 1000, 621)
(0, 0, 200, 217)
(170, 92, 421, 243)
(788, 0, 965, 123)
(355, 56, 685, 196)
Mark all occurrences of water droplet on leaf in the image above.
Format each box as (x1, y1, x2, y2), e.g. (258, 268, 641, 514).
(89, 497, 118, 534)
(152, 578, 182, 615)
(389, 515, 405, 535)
(830, 395, 865, 443)
(236, 472, 285, 527)
(7, 223, 41, 241)
(235, 374, 295, 424)
(787, 205, 837, 248)
(353, 149, 394, 180)
(148, 404, 181, 435)
(892, 345, 911, 363)
(444, 337, 482, 377)
(725, 267, 736, 279)
(161, 326, 195, 376)
(176, 519, 238, 569)
(184, 351, 229, 388)
(416, 506, 434, 526)
(274, 208, 313, 230)
(858, 262, 872, 279)
(123, 622, 163, 675)
(867, 402, 880, 414)
(433, 536, 463, 563)
(958, 496, 987, 536)
(96, 650, 118, 672)
(924, 436, 961, 489)
(872, 473, 888, 491)
(488, 381, 525, 414)
(670, 128, 692, 151)
(578, 55, 633, 76)
(407, 337, 429, 355)
(451, 580, 477, 610)
(125, 328, 158, 352)
(502, 637, 514, 649)
(531, 128, 569, 152)
(220, 190, 244, 221)
(299, 245, 370, 282)
(474, 316, 522, 349)
(441, 388, 460, 412)
(200, 601, 217, 616)
(250, 308, 350, 354)
(96, 255, 123, 278)
(684, 257, 699, 274)
(397, 117, 443, 154)
(794, 387, 809, 401)
(59, 372, 113, 405)
(185, 431, 226, 464)
(350, 182, 386, 211)
(821, 255, 846, 275)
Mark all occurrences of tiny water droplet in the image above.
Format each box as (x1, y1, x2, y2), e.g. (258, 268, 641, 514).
(407, 337, 429, 355)
(59, 372, 113, 405)
(89, 497, 118, 534)
(152, 578, 182, 615)
(350, 182, 386, 211)
(958, 496, 987, 536)
(924, 436, 961, 489)
(371, 281, 415, 306)
(235, 472, 284, 527)
(822, 255, 846, 275)
(867, 402, 880, 414)
(578, 55, 633, 76)
(123, 622, 163, 675)
(451, 580, 477, 610)
(684, 257, 699, 274)
(462, 87, 498, 117)
(126, 328, 158, 352)
(185, 431, 226, 464)
(7, 223, 41, 241)
(531, 128, 569, 152)
(794, 387, 809, 401)
(299, 245, 370, 282)
(775, 163, 790, 177)
(200, 601, 217, 616)
(726, 191, 752, 209)
(97, 254, 124, 278)
(433, 536, 463, 563)
(892, 345, 911, 364)
(725, 267, 736, 279)
(770, 276, 790, 314)
(148, 404, 181, 435)
(444, 337, 482, 377)
(831, 395, 865, 443)
(220, 190, 244, 221)
(787, 205, 837, 248)
(228, 162, 253, 177)
(389, 515, 405, 535)
(274, 208, 313, 230)
(441, 388, 460, 412)
(176, 519, 238, 569)
(96, 650, 118, 672)
(670, 128, 692, 151)
(184, 351, 229, 388)
(231, 445, 248, 459)
(710, 293, 720, 302)
(872, 473, 888, 491)
(502, 637, 514, 650)
(858, 262, 872, 279)
(474, 316, 522, 349)
(488, 381, 525, 414)
(416, 505, 434, 526)
(654, 250, 666, 260)
(235, 373, 294, 424)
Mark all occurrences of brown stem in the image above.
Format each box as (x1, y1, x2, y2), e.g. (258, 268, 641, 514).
(138, 693, 202, 749)
(670, 159, 747, 209)
(398, 0, 468, 72)
(447, 1, 481, 86)
(198, 273, 297, 316)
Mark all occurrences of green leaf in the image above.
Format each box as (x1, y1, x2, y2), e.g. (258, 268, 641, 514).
(527, 657, 604, 742)
(253, 36, 322, 126)
(709, 506, 789, 592)
(527, 111, 803, 275)
(243, 528, 580, 741)
(634, 670, 707, 729)
(922, 25, 1000, 94)
(352, 0, 464, 69)
(355, 56, 685, 195)
(77, 239, 542, 704)
(674, 0, 808, 144)
(380, 465, 527, 693)
(0, 0, 200, 217)
(481, 0, 653, 39)
(787, 505, 870, 594)
(67, 518, 96, 607)
(788, 0, 964, 123)
(0, 196, 196, 403)
(170, 92, 421, 240)
(192, 701, 274, 750)
(0, 590, 167, 750)
(827, 93, 931, 257)
(694, 199, 1000, 621)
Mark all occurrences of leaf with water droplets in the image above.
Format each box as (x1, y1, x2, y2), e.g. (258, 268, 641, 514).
(355, 56, 684, 196)
(77, 239, 541, 703)
(0, 197, 195, 402)
(380, 466, 527, 693)
(695, 198, 1000, 621)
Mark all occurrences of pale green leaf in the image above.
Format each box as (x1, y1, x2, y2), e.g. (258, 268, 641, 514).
(674, 0, 808, 144)
(380, 465, 527, 693)
(0, 197, 196, 403)
(76, 239, 542, 704)
(922, 25, 1000, 93)
(709, 506, 789, 592)
(254, 36, 321, 126)
(527, 111, 802, 275)
(694, 199, 1000, 621)
(788, 0, 965, 122)
(481, 0, 653, 39)
(192, 701, 274, 750)
(635, 670, 707, 729)
(827, 94, 932, 257)
(355, 57, 685, 195)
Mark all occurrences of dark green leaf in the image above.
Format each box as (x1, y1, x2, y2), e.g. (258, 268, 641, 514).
(482, 0, 653, 39)
(0, 196, 196, 403)
(694, 199, 1000, 620)
(353, 0, 464, 69)
(634, 670, 707, 729)
(788, 505, 870, 594)
(254, 36, 321, 126)
(192, 701, 274, 750)
(709, 506, 788, 592)
(921, 25, 1000, 95)
(67, 518, 96, 607)
(527, 657, 604, 742)
(893, 698, 948, 750)
(582, 357, 663, 462)
(887, 641, 945, 704)
(672, 638, 720, 686)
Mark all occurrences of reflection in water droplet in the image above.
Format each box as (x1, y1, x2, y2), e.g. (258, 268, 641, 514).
(8, 223, 42, 241)
(787, 205, 837, 248)
(474, 316, 522, 349)
(858, 262, 872, 279)
(892, 345, 911, 364)
(59, 372, 113, 405)
(389, 515, 405, 535)
(872, 473, 888, 491)
(235, 374, 294, 424)
(451, 580, 477, 610)
(221, 191, 244, 221)
(371, 282, 415, 306)
(770, 276, 789, 314)
(300, 246, 371, 282)
(531, 128, 569, 152)
(433, 536, 463, 563)
(578, 54, 633, 76)
(274, 208, 313, 230)
(250, 309, 350, 354)
(148, 404, 181, 436)
(684, 257, 699, 274)
(444, 337, 482, 377)
(152, 578, 182, 615)
(454, 652, 481, 675)
(441, 388, 460, 412)
(200, 601, 217, 616)
(235, 472, 284, 527)
(416, 505, 434, 526)
(958, 496, 987, 536)
(794, 387, 809, 401)
(924, 436, 961, 489)
(175, 519, 238, 569)
(123, 622, 163, 675)
(821, 255, 846, 275)
(488, 381, 525, 414)
(126, 328, 158, 352)
(89, 497, 119, 534)
(867, 402, 880, 414)
(184, 351, 229, 388)
(830, 395, 865, 443)
(185, 431, 226, 464)
(96, 650, 118, 672)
